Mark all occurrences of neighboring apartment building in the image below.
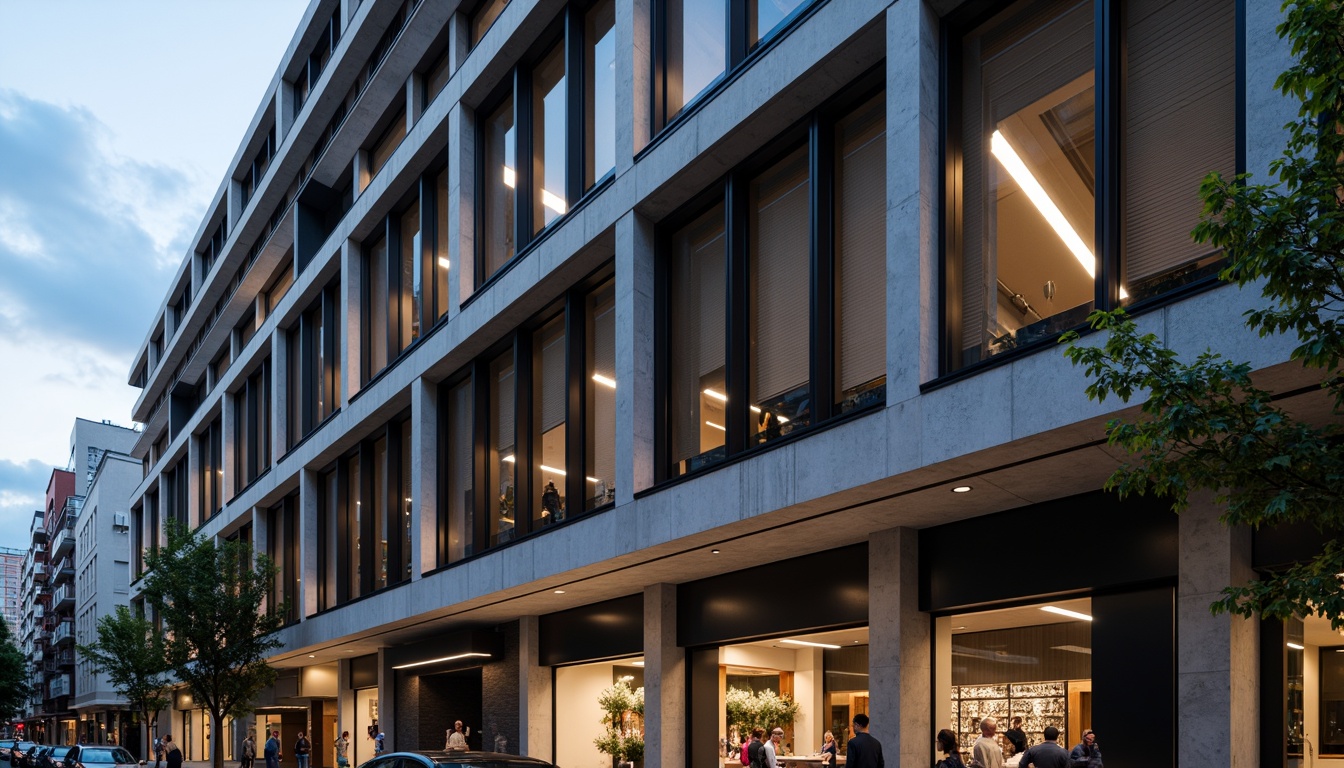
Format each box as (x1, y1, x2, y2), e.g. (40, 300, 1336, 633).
(123, 1, 1310, 767)
(0, 547, 23, 636)
(18, 420, 138, 746)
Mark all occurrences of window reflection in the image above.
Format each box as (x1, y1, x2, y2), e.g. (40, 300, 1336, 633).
(484, 96, 516, 279)
(670, 203, 727, 476)
(585, 0, 616, 188)
(533, 45, 568, 232)
(444, 379, 474, 562)
(489, 350, 517, 547)
(664, 0, 726, 119)
(585, 280, 616, 509)
(533, 315, 567, 527)
(749, 0, 806, 47)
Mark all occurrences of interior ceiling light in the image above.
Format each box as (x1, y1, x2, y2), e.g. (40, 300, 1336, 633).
(705, 421, 726, 431)
(308, 654, 316, 658)
(503, 166, 516, 188)
(1287, 642, 1305, 650)
(541, 189, 568, 215)
(540, 465, 566, 476)
(586, 476, 601, 483)
(779, 638, 842, 650)
(711, 549, 721, 554)
(554, 589, 566, 594)
(1050, 644, 1092, 655)
(502, 454, 516, 463)
(952, 486, 972, 493)
(991, 130, 1096, 278)
(391, 652, 491, 670)
(631, 661, 645, 667)
(1040, 605, 1093, 621)
(703, 388, 728, 402)
(438, 257, 451, 270)
(592, 373, 616, 388)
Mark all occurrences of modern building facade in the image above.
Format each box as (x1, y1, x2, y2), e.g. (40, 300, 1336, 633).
(124, 1, 1311, 767)
(0, 547, 23, 636)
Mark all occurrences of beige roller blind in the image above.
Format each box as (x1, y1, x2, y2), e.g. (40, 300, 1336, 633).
(750, 146, 811, 401)
(836, 93, 887, 393)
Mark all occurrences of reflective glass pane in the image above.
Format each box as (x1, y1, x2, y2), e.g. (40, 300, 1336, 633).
(367, 237, 389, 378)
(533, 45, 568, 232)
(749, 0, 806, 47)
(400, 201, 420, 350)
(483, 96, 516, 280)
(585, 0, 617, 188)
(445, 379, 474, 563)
(585, 280, 616, 509)
(533, 315, 567, 527)
(489, 350, 516, 548)
(436, 167, 450, 319)
(664, 0, 726, 118)
(669, 202, 726, 476)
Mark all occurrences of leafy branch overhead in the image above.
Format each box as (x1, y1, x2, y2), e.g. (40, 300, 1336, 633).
(1062, 0, 1344, 627)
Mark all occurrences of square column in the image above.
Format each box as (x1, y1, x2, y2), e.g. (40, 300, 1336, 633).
(615, 211, 656, 503)
(1178, 492, 1258, 768)
(644, 583, 684, 768)
(615, 0, 652, 169)
(411, 376, 438, 579)
(299, 467, 318, 618)
(518, 616, 553, 761)
(868, 527, 929, 768)
(447, 103, 475, 316)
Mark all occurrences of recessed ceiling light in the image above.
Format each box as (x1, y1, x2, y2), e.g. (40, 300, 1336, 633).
(308, 654, 315, 658)
(1287, 642, 1305, 650)
(780, 638, 842, 649)
(954, 626, 967, 630)
(554, 589, 566, 594)
(631, 661, 645, 667)
(1041, 606, 1093, 621)
(952, 486, 972, 493)
(1050, 645, 1092, 655)
(711, 549, 721, 554)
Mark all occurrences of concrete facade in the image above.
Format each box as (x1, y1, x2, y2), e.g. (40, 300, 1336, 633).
(123, 1, 1307, 767)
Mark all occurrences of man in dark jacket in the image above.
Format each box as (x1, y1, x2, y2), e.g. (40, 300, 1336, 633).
(1004, 717, 1028, 757)
(1019, 727, 1070, 768)
(845, 715, 884, 768)
(1068, 730, 1101, 767)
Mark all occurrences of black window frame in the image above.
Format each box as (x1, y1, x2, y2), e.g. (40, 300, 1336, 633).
(289, 278, 343, 447)
(233, 358, 272, 491)
(937, 0, 1243, 380)
(653, 69, 886, 483)
(266, 492, 301, 626)
(472, 1, 615, 291)
(436, 262, 615, 569)
(196, 416, 224, 525)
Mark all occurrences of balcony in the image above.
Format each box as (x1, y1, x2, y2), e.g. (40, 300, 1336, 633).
(51, 622, 73, 646)
(32, 604, 44, 620)
(30, 515, 46, 545)
(51, 558, 74, 585)
(32, 563, 47, 582)
(54, 650, 74, 668)
(52, 583, 74, 611)
(48, 674, 71, 699)
(51, 525, 73, 560)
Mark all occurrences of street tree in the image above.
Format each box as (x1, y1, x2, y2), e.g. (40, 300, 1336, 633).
(77, 605, 172, 760)
(1063, 0, 1344, 627)
(142, 520, 285, 768)
(0, 616, 30, 724)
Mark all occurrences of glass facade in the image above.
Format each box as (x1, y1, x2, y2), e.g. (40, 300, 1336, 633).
(585, 0, 616, 188)
(584, 279, 616, 509)
(669, 202, 727, 476)
(533, 315, 567, 527)
(663, 0, 726, 119)
(489, 349, 517, 548)
(483, 94, 517, 280)
(235, 360, 272, 488)
(533, 45, 568, 232)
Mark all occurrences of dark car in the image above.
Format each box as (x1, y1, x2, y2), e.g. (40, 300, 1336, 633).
(65, 746, 137, 768)
(37, 746, 73, 768)
(8, 744, 36, 768)
(0, 740, 17, 762)
(360, 752, 555, 768)
(22, 746, 50, 768)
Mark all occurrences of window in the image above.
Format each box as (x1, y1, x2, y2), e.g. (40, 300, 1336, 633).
(655, 0, 814, 128)
(199, 216, 227, 279)
(437, 267, 615, 566)
(266, 255, 295, 314)
(425, 47, 451, 104)
(197, 417, 223, 524)
(1324, 646, 1344, 755)
(288, 279, 342, 447)
(317, 467, 338, 611)
(475, 4, 617, 286)
(240, 124, 276, 208)
(266, 494, 299, 625)
(659, 79, 886, 478)
(164, 459, 189, 528)
(944, 0, 1235, 371)
(234, 360, 272, 488)
(366, 108, 408, 186)
(472, 0, 510, 46)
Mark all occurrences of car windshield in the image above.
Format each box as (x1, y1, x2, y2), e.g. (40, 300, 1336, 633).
(434, 763, 547, 768)
(78, 749, 132, 764)
(50, 748, 72, 756)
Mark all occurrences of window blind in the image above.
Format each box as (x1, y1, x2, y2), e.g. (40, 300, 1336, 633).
(670, 204, 726, 463)
(750, 146, 810, 401)
(836, 93, 887, 393)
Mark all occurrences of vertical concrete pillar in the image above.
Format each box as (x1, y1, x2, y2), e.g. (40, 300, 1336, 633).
(276, 82, 294, 144)
(1178, 493, 1257, 768)
(448, 13, 470, 74)
(378, 649, 397, 751)
(616, 0, 652, 170)
(517, 616, 553, 761)
(447, 103, 476, 317)
(272, 327, 290, 455)
(299, 467, 318, 618)
(411, 376, 438, 579)
(341, 238, 363, 404)
(408, 76, 423, 127)
(885, 0, 939, 401)
(644, 583, 684, 768)
(251, 505, 269, 574)
(228, 180, 244, 238)
(615, 211, 656, 504)
(868, 527, 930, 768)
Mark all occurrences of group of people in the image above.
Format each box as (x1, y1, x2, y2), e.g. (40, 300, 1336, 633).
(738, 714, 881, 768)
(933, 716, 1102, 768)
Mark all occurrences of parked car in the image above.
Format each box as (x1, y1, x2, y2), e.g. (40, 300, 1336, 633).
(0, 740, 18, 762)
(37, 746, 73, 768)
(22, 746, 50, 768)
(65, 746, 137, 768)
(8, 743, 36, 768)
(360, 751, 556, 768)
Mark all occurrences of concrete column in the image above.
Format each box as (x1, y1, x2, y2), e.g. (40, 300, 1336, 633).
(448, 13, 470, 74)
(276, 83, 294, 144)
(868, 527, 930, 768)
(341, 238, 363, 404)
(447, 103, 476, 316)
(228, 180, 244, 238)
(644, 583, 684, 768)
(1178, 493, 1257, 768)
(378, 648, 397, 751)
(885, 0, 939, 401)
(615, 211, 656, 503)
(272, 326, 290, 455)
(299, 468, 318, 618)
(616, 0, 652, 170)
(408, 75, 424, 126)
(411, 377, 438, 579)
(517, 616, 553, 761)
(251, 505, 269, 573)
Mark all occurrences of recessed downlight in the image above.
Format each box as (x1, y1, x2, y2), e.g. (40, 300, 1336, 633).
(1041, 605, 1093, 621)
(554, 589, 566, 594)
(1287, 642, 1305, 650)
(711, 549, 721, 554)
(952, 486, 972, 493)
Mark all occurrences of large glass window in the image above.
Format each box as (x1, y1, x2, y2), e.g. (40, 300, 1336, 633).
(317, 467, 338, 611)
(366, 235, 391, 377)
(585, 0, 617, 188)
(435, 167, 451, 319)
(660, 82, 885, 480)
(533, 315, 568, 527)
(585, 279, 616, 509)
(483, 94, 517, 280)
(266, 494, 299, 625)
(289, 280, 342, 447)
(945, 0, 1234, 370)
(533, 45, 568, 232)
(473, 0, 510, 46)
(662, 0, 727, 120)
(489, 349, 517, 547)
(555, 657, 646, 768)
(235, 360, 272, 488)
(443, 378, 474, 564)
(196, 418, 223, 524)
(364, 191, 432, 383)
(367, 109, 408, 186)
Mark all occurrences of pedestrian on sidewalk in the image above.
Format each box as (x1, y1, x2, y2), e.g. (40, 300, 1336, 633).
(334, 731, 350, 768)
(846, 715, 884, 768)
(264, 731, 281, 768)
(294, 732, 311, 768)
(163, 735, 182, 768)
(153, 737, 164, 768)
(241, 732, 256, 768)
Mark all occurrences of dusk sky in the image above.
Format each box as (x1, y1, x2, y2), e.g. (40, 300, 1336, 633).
(0, 0, 310, 544)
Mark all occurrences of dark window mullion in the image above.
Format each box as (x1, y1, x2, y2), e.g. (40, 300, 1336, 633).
(728, 0, 747, 69)
(515, 331, 535, 536)
(1095, 0, 1122, 311)
(515, 67, 535, 252)
(725, 172, 750, 454)
(359, 441, 375, 596)
(810, 115, 835, 422)
(566, 5, 585, 205)
(565, 290, 586, 517)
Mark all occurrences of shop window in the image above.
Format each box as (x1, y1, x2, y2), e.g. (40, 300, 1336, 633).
(659, 78, 886, 480)
(288, 278, 342, 448)
(234, 360, 272, 488)
(943, 0, 1234, 371)
(655, 0, 815, 128)
(437, 266, 616, 566)
(1323, 645, 1344, 755)
(475, 5, 617, 288)
(196, 417, 223, 524)
(939, 599, 1094, 763)
(554, 657, 646, 768)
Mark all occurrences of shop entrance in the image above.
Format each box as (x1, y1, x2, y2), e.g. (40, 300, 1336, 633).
(419, 668, 483, 751)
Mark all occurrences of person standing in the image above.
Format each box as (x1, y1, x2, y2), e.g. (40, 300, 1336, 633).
(971, 717, 1003, 768)
(374, 731, 385, 756)
(845, 714, 884, 768)
(818, 731, 837, 768)
(1004, 717, 1027, 758)
(334, 732, 351, 768)
(163, 736, 182, 768)
(241, 732, 256, 768)
(294, 732, 311, 768)
(764, 728, 784, 768)
(747, 730, 767, 768)
(1019, 726, 1070, 768)
(153, 737, 164, 768)
(935, 729, 963, 768)
(264, 730, 281, 768)
(445, 722, 468, 751)
(1068, 730, 1101, 768)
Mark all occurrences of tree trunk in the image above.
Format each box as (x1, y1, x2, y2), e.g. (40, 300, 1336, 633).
(212, 711, 227, 768)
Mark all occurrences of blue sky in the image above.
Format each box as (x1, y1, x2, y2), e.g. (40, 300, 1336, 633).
(0, 0, 309, 542)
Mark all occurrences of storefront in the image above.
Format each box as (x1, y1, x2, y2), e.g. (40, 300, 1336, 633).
(387, 625, 515, 755)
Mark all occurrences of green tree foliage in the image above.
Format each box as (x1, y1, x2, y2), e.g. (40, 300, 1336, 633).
(1062, 1, 1344, 627)
(142, 521, 285, 768)
(725, 687, 801, 737)
(0, 617, 30, 721)
(77, 606, 171, 759)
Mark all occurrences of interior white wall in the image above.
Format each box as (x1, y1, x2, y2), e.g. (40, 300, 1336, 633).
(556, 663, 618, 768)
